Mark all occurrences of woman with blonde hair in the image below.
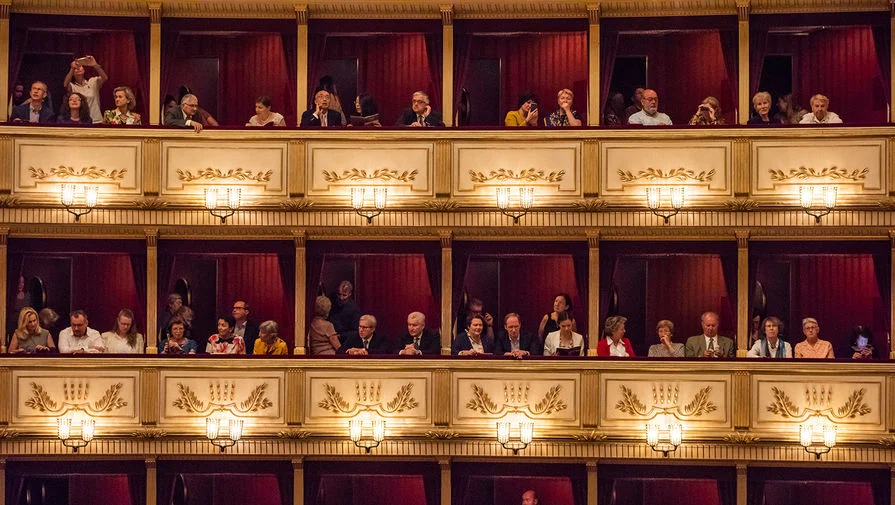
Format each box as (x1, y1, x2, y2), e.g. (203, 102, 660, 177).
(102, 308, 145, 354)
(103, 86, 141, 125)
(689, 96, 724, 125)
(543, 88, 582, 127)
(9, 307, 56, 353)
(748, 91, 776, 125)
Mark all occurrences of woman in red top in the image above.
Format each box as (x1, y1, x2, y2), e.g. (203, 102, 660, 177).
(597, 315, 635, 357)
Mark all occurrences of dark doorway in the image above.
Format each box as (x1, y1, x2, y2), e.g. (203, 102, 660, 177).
(19, 53, 73, 117)
(757, 55, 793, 118)
(465, 58, 501, 125)
(609, 56, 648, 110)
(166, 57, 220, 120)
(317, 58, 358, 114)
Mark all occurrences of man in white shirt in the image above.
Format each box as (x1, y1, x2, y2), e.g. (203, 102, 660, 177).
(58, 310, 104, 354)
(799, 94, 842, 124)
(627, 89, 672, 126)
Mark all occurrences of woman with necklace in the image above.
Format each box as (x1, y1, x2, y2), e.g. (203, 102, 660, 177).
(747, 316, 792, 358)
(206, 315, 246, 354)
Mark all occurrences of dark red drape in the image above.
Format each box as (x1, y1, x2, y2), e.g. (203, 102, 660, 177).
(318, 476, 427, 505)
(599, 28, 620, 121)
(763, 481, 875, 505)
(281, 31, 298, 125)
(69, 475, 133, 505)
(217, 254, 294, 349)
(749, 27, 769, 98)
(71, 255, 145, 335)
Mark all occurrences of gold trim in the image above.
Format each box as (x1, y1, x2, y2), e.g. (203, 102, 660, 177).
(573, 199, 608, 211)
(724, 199, 758, 211)
(29, 165, 126, 181)
(766, 386, 872, 421)
(614, 384, 718, 419)
(723, 431, 760, 443)
(24, 381, 128, 415)
(0, 428, 19, 438)
(768, 166, 868, 182)
(573, 430, 607, 442)
(618, 167, 715, 183)
(322, 168, 418, 183)
(317, 381, 420, 415)
(176, 168, 272, 183)
(465, 383, 568, 417)
(132, 198, 168, 210)
(131, 428, 167, 439)
(469, 168, 564, 184)
(425, 199, 460, 211)
(878, 435, 895, 447)
(425, 430, 460, 439)
(280, 199, 315, 211)
(171, 382, 274, 415)
(277, 429, 312, 439)
(140, 368, 159, 424)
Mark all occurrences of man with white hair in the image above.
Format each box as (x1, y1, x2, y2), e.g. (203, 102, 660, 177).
(627, 88, 672, 126)
(396, 91, 444, 127)
(339, 314, 388, 355)
(398, 312, 440, 355)
(799, 94, 842, 124)
(164, 93, 203, 132)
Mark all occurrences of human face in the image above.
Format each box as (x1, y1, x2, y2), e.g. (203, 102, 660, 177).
(13, 84, 23, 98)
(754, 98, 770, 117)
(232, 302, 248, 322)
(164, 99, 177, 114)
(411, 94, 429, 114)
(358, 320, 374, 339)
(407, 316, 424, 338)
(468, 318, 484, 338)
(811, 99, 828, 120)
(70, 315, 88, 337)
(642, 90, 659, 114)
(67, 94, 81, 111)
(657, 325, 672, 341)
(521, 100, 532, 113)
(117, 315, 132, 335)
(612, 322, 626, 341)
(633, 87, 645, 102)
(25, 313, 38, 333)
(764, 321, 779, 341)
(355, 96, 362, 114)
(315, 90, 330, 110)
(557, 91, 573, 109)
(170, 323, 184, 340)
(30, 82, 47, 102)
(701, 314, 719, 338)
(181, 98, 198, 116)
(217, 319, 232, 337)
(255, 102, 269, 115)
(505, 316, 521, 339)
(114, 91, 129, 109)
(338, 282, 352, 301)
(169, 296, 182, 313)
(522, 491, 538, 505)
(553, 295, 568, 313)
(803, 321, 819, 341)
(260, 329, 274, 344)
(559, 319, 573, 336)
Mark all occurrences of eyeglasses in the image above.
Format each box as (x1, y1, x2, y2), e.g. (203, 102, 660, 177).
(411, 100, 428, 105)
(359, 325, 373, 329)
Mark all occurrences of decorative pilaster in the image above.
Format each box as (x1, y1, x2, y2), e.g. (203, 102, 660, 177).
(294, 230, 307, 354)
(0, 367, 9, 424)
(145, 458, 157, 505)
(0, 228, 8, 353)
(733, 138, 750, 197)
(142, 138, 160, 197)
(733, 371, 750, 429)
(148, 3, 162, 125)
(587, 4, 601, 126)
(586, 230, 600, 356)
(736, 0, 750, 125)
(435, 140, 451, 198)
(735, 230, 749, 357)
(293, 458, 305, 505)
(439, 459, 451, 505)
(440, 229, 453, 355)
(433, 368, 451, 426)
(140, 368, 159, 424)
(145, 228, 159, 353)
(583, 139, 599, 197)
(0, 136, 11, 194)
(0, 458, 6, 505)
(286, 368, 305, 425)
(288, 140, 307, 197)
(891, 231, 895, 358)
(736, 463, 747, 505)
(887, 375, 895, 431)
(296, 5, 309, 127)
(0, 1, 11, 123)
(586, 462, 597, 505)
(581, 370, 599, 428)
(441, 5, 454, 126)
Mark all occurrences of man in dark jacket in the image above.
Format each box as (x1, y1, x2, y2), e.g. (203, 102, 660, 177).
(396, 91, 444, 127)
(494, 313, 541, 357)
(398, 311, 441, 355)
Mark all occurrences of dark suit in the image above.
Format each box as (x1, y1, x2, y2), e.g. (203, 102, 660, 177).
(493, 331, 541, 356)
(398, 328, 441, 355)
(451, 332, 495, 355)
(684, 334, 736, 358)
(164, 107, 202, 128)
(10, 103, 55, 123)
(339, 331, 389, 354)
(300, 109, 342, 127)
(237, 320, 260, 355)
(396, 109, 445, 127)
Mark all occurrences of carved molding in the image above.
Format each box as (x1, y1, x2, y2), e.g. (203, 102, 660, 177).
(765, 385, 872, 421)
(148, 2, 161, 22)
(768, 166, 868, 182)
(277, 429, 312, 439)
(586, 3, 600, 23)
(425, 199, 460, 211)
(438, 229, 453, 249)
(735, 230, 750, 249)
(0, 427, 19, 438)
(24, 381, 128, 415)
(322, 168, 418, 183)
(133, 198, 168, 210)
(439, 4, 453, 24)
(171, 382, 274, 415)
(425, 429, 460, 439)
(295, 3, 308, 24)
(465, 383, 568, 417)
(618, 167, 715, 184)
(317, 381, 420, 416)
(724, 199, 758, 211)
(614, 384, 717, 419)
(469, 168, 564, 184)
(573, 199, 609, 211)
(723, 431, 760, 444)
(280, 199, 315, 211)
(176, 168, 272, 183)
(131, 428, 167, 439)
(573, 429, 607, 442)
(29, 166, 126, 181)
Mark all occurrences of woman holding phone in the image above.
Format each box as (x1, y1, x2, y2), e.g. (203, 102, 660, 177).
(64, 56, 107, 123)
(505, 92, 539, 127)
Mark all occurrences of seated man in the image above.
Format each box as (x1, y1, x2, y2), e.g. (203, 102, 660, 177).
(799, 94, 843, 124)
(58, 310, 104, 354)
(398, 311, 440, 355)
(627, 89, 672, 126)
(300, 87, 341, 127)
(231, 300, 259, 355)
(340, 314, 388, 355)
(10, 81, 54, 123)
(493, 313, 540, 358)
(164, 93, 203, 132)
(522, 490, 539, 505)
(396, 91, 444, 127)
(684, 311, 735, 358)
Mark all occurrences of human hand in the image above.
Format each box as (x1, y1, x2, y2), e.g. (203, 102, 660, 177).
(510, 350, 529, 359)
(483, 313, 494, 326)
(409, 121, 422, 127)
(348, 348, 369, 355)
(458, 349, 476, 356)
(192, 121, 203, 133)
(526, 109, 539, 124)
(400, 344, 418, 355)
(84, 55, 98, 66)
(35, 345, 49, 352)
(72, 349, 86, 354)
(70, 60, 79, 70)
(702, 349, 715, 357)
(423, 105, 431, 117)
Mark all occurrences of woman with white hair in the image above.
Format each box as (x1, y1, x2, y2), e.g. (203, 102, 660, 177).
(309, 296, 340, 355)
(793, 317, 834, 358)
(748, 91, 777, 125)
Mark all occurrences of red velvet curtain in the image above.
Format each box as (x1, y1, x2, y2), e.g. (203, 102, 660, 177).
(763, 481, 875, 505)
(599, 28, 620, 121)
(217, 254, 294, 349)
(491, 477, 577, 505)
(71, 255, 145, 336)
(69, 475, 133, 505)
(317, 476, 427, 505)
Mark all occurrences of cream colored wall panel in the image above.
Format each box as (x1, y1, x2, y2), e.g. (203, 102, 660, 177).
(14, 138, 142, 197)
(452, 141, 582, 202)
(452, 372, 579, 428)
(752, 140, 887, 201)
(160, 371, 284, 424)
(601, 374, 730, 429)
(161, 141, 287, 198)
(306, 142, 434, 199)
(305, 372, 430, 425)
(753, 375, 884, 431)
(12, 371, 139, 424)
(601, 141, 731, 203)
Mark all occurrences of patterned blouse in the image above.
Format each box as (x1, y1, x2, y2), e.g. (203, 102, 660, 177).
(206, 334, 246, 354)
(103, 109, 142, 125)
(544, 108, 581, 127)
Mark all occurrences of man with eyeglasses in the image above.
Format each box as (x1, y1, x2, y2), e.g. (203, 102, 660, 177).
(164, 93, 204, 132)
(340, 314, 388, 355)
(396, 91, 444, 127)
(231, 300, 259, 355)
(627, 88, 672, 126)
(10, 81, 55, 123)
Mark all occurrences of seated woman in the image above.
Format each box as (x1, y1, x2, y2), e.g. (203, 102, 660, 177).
(254, 320, 288, 355)
(543, 312, 584, 356)
(206, 315, 246, 354)
(748, 92, 778, 125)
(543, 89, 582, 127)
(101, 308, 145, 354)
(505, 92, 539, 127)
(8, 307, 56, 353)
(688, 96, 725, 125)
(246, 95, 286, 127)
(775, 93, 807, 124)
(158, 319, 197, 354)
(597, 315, 634, 357)
(793, 317, 834, 358)
(538, 294, 577, 343)
(351, 92, 382, 127)
(746, 316, 792, 358)
(103, 86, 141, 125)
(56, 92, 93, 124)
(603, 91, 625, 126)
(452, 314, 494, 356)
(845, 325, 878, 360)
(309, 295, 340, 355)
(647, 319, 684, 357)
(159, 293, 194, 343)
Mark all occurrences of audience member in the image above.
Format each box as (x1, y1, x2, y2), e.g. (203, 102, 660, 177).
(749, 314, 763, 345)
(463, 298, 495, 339)
(648, 319, 684, 357)
(543, 88, 582, 127)
(39, 308, 60, 336)
(64, 56, 107, 123)
(206, 315, 246, 354)
(254, 320, 288, 355)
(165, 94, 204, 132)
(628, 89, 672, 126)
(688, 96, 725, 125)
(598, 315, 635, 357)
(56, 92, 92, 125)
(8, 307, 56, 353)
(102, 86, 141, 125)
(398, 311, 440, 355)
(397, 91, 445, 127)
(543, 311, 584, 356)
(159, 293, 193, 342)
(101, 308, 144, 354)
(58, 310, 104, 354)
(747, 316, 792, 358)
(158, 319, 197, 355)
(452, 314, 494, 356)
(8, 82, 25, 117)
(177, 85, 218, 126)
(845, 324, 878, 360)
(522, 490, 539, 505)
(748, 92, 776, 125)
(340, 314, 388, 355)
(603, 91, 626, 126)
(10, 81, 54, 123)
(330, 280, 361, 343)
(351, 92, 381, 126)
(162, 94, 177, 119)
(318, 75, 347, 125)
(800, 94, 842, 124)
(505, 92, 539, 127)
(793, 317, 834, 358)
(624, 86, 645, 121)
(309, 295, 341, 355)
(775, 93, 807, 124)
(301, 88, 341, 127)
(231, 300, 259, 354)
(538, 294, 576, 343)
(246, 95, 286, 127)
(494, 312, 540, 358)
(684, 311, 735, 358)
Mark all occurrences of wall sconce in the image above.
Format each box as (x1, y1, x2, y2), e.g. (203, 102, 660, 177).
(351, 187, 387, 224)
(496, 419, 534, 455)
(204, 187, 241, 224)
(799, 186, 837, 223)
(496, 187, 533, 224)
(348, 413, 385, 453)
(57, 415, 95, 453)
(646, 187, 685, 225)
(60, 184, 98, 222)
(799, 416, 836, 459)
(206, 415, 244, 452)
(645, 422, 682, 457)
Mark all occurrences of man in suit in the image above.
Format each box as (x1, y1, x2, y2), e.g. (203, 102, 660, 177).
(398, 311, 440, 355)
(231, 300, 259, 355)
(164, 94, 203, 132)
(300, 88, 341, 127)
(340, 314, 389, 355)
(685, 311, 735, 358)
(396, 91, 444, 127)
(494, 313, 540, 357)
(10, 81, 54, 123)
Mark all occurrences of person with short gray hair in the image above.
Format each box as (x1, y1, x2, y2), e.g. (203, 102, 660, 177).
(396, 91, 444, 127)
(399, 312, 441, 355)
(340, 314, 388, 355)
(800, 94, 842, 124)
(254, 320, 288, 355)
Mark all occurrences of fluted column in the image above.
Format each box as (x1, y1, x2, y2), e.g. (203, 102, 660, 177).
(587, 230, 600, 356)
(148, 3, 161, 125)
(736, 231, 749, 357)
(0, 228, 8, 353)
(145, 458, 157, 505)
(145, 228, 158, 353)
(587, 462, 598, 505)
(587, 4, 601, 126)
(294, 230, 307, 354)
(293, 458, 305, 505)
(440, 230, 453, 355)
(0, 2, 10, 123)
(737, 0, 750, 125)
(296, 5, 309, 127)
(441, 5, 454, 126)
